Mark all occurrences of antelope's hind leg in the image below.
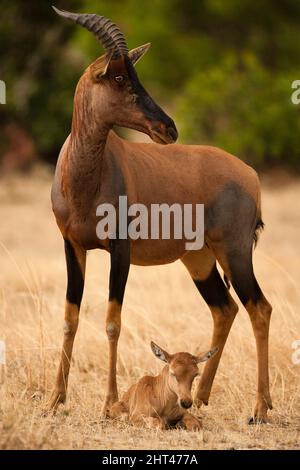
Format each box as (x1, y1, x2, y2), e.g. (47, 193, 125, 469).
(181, 247, 238, 408)
(102, 238, 130, 417)
(224, 247, 273, 423)
(47, 240, 86, 411)
(205, 181, 272, 423)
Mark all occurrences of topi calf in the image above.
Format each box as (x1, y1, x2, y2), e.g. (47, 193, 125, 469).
(109, 342, 218, 430)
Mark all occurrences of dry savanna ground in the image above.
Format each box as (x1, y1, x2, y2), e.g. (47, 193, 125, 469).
(0, 166, 300, 450)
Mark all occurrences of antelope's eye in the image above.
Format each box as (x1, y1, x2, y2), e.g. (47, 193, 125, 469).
(114, 75, 125, 83)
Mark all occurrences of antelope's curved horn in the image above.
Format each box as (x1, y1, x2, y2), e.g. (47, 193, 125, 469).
(52, 6, 128, 58)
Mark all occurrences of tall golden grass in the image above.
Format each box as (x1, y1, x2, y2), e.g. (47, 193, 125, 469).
(0, 167, 299, 449)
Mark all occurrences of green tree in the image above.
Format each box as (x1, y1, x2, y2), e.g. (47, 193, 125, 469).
(1, 0, 300, 169)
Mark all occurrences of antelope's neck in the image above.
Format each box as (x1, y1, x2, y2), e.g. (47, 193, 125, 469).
(63, 77, 110, 215)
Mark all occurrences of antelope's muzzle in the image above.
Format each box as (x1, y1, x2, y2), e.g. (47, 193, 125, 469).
(150, 120, 178, 145)
(180, 398, 193, 409)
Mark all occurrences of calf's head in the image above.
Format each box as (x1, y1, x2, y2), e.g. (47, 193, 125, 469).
(151, 341, 218, 409)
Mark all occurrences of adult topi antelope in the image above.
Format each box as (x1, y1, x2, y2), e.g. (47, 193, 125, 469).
(49, 7, 273, 424)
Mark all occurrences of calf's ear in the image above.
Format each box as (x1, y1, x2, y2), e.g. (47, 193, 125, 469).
(196, 346, 219, 363)
(150, 341, 170, 363)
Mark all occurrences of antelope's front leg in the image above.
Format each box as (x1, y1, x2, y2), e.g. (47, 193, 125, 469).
(102, 238, 130, 417)
(181, 412, 202, 431)
(47, 240, 86, 411)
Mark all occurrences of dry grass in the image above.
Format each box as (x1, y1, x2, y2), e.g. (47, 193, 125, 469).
(0, 166, 300, 449)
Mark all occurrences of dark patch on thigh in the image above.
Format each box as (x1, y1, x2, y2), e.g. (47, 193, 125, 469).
(65, 240, 84, 308)
(194, 264, 230, 308)
(205, 182, 257, 242)
(204, 182, 263, 306)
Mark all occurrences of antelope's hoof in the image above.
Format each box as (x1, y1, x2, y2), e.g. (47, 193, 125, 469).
(248, 415, 268, 425)
(44, 391, 66, 415)
(248, 396, 273, 425)
(186, 421, 203, 432)
(193, 397, 208, 408)
(100, 406, 110, 421)
(101, 396, 118, 420)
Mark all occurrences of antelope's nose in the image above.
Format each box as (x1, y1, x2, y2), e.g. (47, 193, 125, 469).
(167, 125, 178, 143)
(180, 399, 193, 409)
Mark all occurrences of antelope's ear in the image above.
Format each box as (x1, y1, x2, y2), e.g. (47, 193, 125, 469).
(150, 341, 170, 363)
(128, 43, 151, 66)
(196, 346, 219, 363)
(90, 52, 113, 82)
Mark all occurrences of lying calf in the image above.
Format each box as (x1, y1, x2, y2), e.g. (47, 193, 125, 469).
(109, 342, 218, 430)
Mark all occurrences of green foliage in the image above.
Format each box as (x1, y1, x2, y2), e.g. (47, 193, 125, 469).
(173, 0, 300, 168)
(1, 0, 300, 168)
(176, 58, 300, 167)
(0, 0, 83, 160)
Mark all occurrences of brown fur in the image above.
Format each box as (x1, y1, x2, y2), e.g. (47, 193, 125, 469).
(49, 51, 273, 424)
(109, 343, 217, 430)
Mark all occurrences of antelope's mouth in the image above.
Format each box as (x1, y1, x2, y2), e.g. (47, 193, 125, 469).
(150, 126, 178, 145)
